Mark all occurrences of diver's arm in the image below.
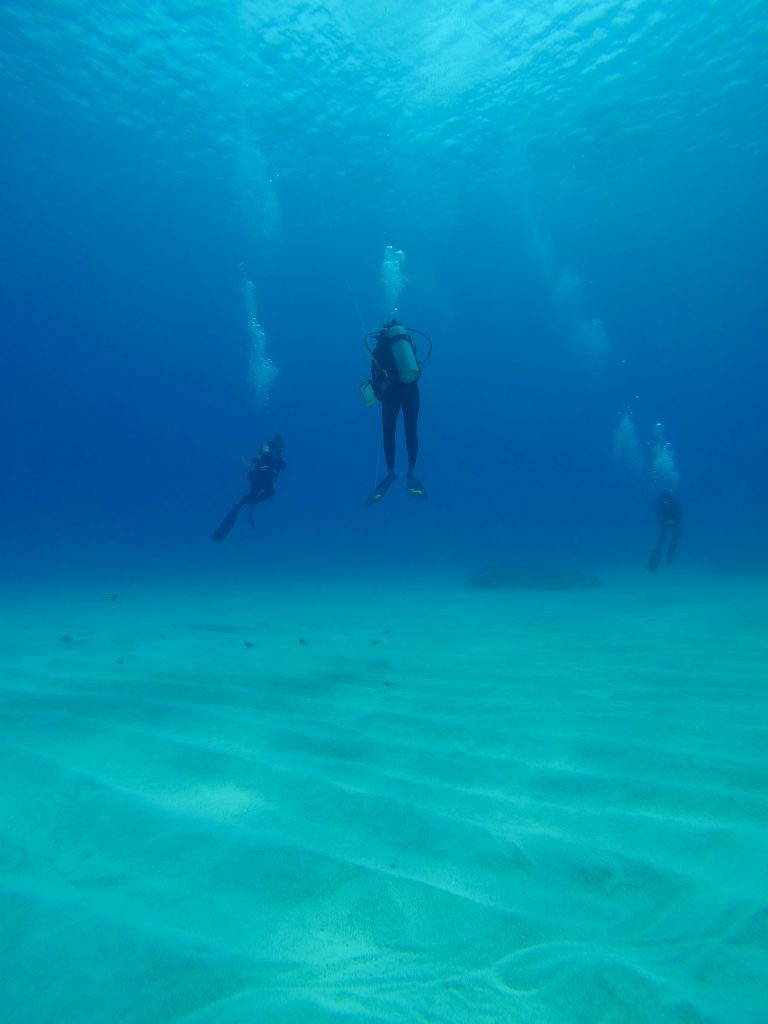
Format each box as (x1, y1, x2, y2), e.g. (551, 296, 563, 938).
(371, 360, 384, 399)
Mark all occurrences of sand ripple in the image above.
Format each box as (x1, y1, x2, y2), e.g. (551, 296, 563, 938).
(1, 580, 767, 1022)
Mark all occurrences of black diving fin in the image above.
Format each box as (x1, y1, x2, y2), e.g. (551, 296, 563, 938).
(406, 472, 428, 499)
(366, 472, 397, 506)
(211, 503, 241, 542)
(646, 542, 663, 573)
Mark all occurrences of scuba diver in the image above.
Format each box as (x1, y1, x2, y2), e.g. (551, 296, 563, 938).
(647, 490, 682, 572)
(361, 319, 431, 505)
(210, 435, 286, 542)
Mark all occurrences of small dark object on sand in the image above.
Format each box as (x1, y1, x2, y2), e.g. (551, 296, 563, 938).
(298, 637, 309, 646)
(244, 641, 256, 649)
(58, 635, 74, 643)
(466, 563, 603, 591)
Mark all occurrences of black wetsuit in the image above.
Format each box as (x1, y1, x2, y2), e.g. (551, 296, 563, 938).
(371, 335, 420, 471)
(647, 491, 682, 572)
(244, 450, 286, 509)
(211, 447, 286, 542)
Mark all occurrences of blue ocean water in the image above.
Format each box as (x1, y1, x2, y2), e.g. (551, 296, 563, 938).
(3, 9, 768, 1023)
(0, 0, 766, 579)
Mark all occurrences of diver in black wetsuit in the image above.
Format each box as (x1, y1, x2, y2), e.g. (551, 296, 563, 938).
(647, 490, 682, 572)
(366, 320, 428, 505)
(210, 435, 286, 542)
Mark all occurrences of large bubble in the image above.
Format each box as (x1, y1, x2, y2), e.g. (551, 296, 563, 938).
(381, 245, 407, 316)
(612, 411, 644, 476)
(244, 279, 277, 406)
(651, 422, 680, 489)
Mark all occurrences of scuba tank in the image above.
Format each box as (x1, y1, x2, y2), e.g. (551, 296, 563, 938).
(387, 324, 420, 383)
(363, 320, 433, 386)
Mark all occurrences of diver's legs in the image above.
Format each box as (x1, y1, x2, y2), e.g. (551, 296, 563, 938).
(402, 384, 420, 470)
(250, 481, 274, 504)
(401, 385, 426, 497)
(246, 482, 275, 527)
(666, 526, 681, 563)
(646, 542, 663, 572)
(647, 523, 668, 572)
(381, 394, 401, 471)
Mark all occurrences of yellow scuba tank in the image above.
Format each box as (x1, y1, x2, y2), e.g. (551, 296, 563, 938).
(388, 324, 420, 383)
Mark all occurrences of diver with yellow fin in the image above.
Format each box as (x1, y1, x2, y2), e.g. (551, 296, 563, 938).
(361, 319, 431, 505)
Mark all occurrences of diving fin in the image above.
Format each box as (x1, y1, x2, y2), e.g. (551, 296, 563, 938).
(666, 530, 680, 564)
(366, 472, 396, 506)
(406, 472, 428, 499)
(646, 542, 663, 573)
(211, 503, 241, 542)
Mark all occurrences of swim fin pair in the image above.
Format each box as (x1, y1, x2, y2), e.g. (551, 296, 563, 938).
(365, 471, 428, 506)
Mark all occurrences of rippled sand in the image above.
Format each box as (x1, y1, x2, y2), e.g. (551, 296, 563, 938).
(1, 572, 767, 1023)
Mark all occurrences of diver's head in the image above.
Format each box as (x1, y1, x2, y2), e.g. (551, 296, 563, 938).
(268, 434, 285, 452)
(379, 317, 400, 332)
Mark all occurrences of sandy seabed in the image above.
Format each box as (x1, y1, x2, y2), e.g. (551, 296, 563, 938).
(1, 570, 767, 1024)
